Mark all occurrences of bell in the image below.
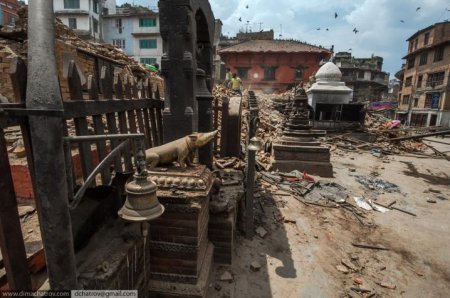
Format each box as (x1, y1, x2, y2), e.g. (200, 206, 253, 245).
(118, 171, 164, 222)
(248, 137, 262, 151)
(196, 68, 213, 99)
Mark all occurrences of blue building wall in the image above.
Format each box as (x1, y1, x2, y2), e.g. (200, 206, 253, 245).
(103, 16, 134, 56)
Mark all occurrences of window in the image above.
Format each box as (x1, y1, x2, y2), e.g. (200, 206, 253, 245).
(139, 39, 157, 49)
(402, 95, 410, 105)
(115, 18, 123, 34)
(358, 71, 364, 78)
(407, 57, 415, 69)
(64, 0, 80, 9)
(410, 113, 427, 127)
(295, 67, 304, 80)
(139, 18, 157, 27)
(414, 39, 418, 50)
(236, 67, 249, 80)
(413, 97, 418, 107)
(93, 19, 98, 33)
(434, 46, 444, 62)
(424, 93, 440, 109)
(426, 72, 445, 87)
(424, 93, 432, 108)
(417, 75, 423, 88)
(419, 53, 427, 65)
(113, 39, 125, 49)
(140, 58, 157, 65)
(8, 15, 15, 26)
(405, 76, 412, 87)
(424, 32, 430, 45)
(93, 0, 99, 13)
(264, 66, 277, 80)
(68, 18, 77, 29)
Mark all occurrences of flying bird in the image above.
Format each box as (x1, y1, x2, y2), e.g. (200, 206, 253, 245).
(400, 20, 405, 23)
(246, 5, 249, 9)
(335, 12, 338, 18)
(316, 28, 321, 30)
(353, 27, 359, 34)
(326, 28, 329, 31)
(238, 17, 242, 22)
(348, 48, 352, 51)
(416, 7, 421, 11)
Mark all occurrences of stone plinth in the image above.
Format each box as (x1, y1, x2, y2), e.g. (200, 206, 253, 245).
(147, 165, 214, 298)
(271, 138, 333, 177)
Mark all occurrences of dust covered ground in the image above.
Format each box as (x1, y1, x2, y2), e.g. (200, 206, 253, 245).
(209, 139, 450, 298)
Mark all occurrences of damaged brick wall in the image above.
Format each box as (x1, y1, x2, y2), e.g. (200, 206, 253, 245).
(0, 45, 17, 102)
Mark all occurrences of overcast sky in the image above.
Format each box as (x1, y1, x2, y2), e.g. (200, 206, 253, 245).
(121, 0, 449, 77)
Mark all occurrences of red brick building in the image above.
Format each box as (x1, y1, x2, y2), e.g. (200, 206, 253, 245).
(219, 39, 331, 92)
(0, 0, 21, 26)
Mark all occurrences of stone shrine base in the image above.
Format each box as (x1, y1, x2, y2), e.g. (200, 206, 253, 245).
(271, 158, 333, 177)
(271, 142, 333, 177)
(148, 244, 214, 298)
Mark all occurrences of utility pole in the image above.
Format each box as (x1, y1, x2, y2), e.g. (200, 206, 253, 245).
(98, 0, 105, 42)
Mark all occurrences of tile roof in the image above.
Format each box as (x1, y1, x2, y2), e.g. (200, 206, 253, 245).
(219, 39, 331, 54)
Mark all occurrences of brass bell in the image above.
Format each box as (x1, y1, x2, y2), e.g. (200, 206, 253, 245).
(248, 137, 262, 151)
(118, 170, 164, 222)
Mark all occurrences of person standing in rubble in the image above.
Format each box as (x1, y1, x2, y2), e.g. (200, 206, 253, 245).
(224, 67, 232, 87)
(230, 73, 243, 96)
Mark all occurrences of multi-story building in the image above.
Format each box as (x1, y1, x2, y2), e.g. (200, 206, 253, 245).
(396, 21, 450, 127)
(0, 0, 21, 26)
(333, 52, 389, 103)
(219, 38, 331, 92)
(102, 6, 162, 66)
(53, 0, 116, 40)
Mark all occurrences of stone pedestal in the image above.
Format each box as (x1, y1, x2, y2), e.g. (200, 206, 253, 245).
(147, 165, 214, 298)
(76, 220, 150, 291)
(208, 169, 244, 265)
(271, 88, 333, 177)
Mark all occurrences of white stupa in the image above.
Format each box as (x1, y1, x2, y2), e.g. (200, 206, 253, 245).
(306, 62, 353, 110)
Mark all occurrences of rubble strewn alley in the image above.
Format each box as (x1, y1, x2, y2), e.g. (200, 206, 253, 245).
(208, 91, 450, 298)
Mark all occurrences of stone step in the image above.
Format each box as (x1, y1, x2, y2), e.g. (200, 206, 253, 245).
(277, 139, 322, 146)
(273, 144, 330, 151)
(271, 159, 333, 178)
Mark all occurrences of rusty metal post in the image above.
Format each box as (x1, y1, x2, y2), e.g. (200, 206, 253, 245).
(245, 137, 260, 239)
(213, 96, 219, 152)
(26, 0, 78, 289)
(219, 97, 229, 157)
(196, 68, 214, 168)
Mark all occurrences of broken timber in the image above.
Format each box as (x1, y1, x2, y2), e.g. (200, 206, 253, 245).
(390, 130, 450, 141)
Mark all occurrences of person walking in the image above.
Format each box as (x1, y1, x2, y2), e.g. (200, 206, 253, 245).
(230, 73, 243, 96)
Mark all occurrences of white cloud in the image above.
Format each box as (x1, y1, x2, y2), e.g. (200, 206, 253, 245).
(118, 0, 450, 75)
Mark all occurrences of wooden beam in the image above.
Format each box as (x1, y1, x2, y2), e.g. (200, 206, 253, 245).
(0, 128, 32, 290)
(62, 99, 164, 119)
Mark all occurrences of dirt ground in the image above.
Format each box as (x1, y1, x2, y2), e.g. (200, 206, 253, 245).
(12, 135, 450, 297)
(209, 137, 450, 298)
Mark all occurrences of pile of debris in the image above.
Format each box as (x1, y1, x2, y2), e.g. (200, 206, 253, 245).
(323, 113, 430, 155)
(212, 85, 236, 98)
(0, 6, 164, 104)
(0, 7, 153, 75)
